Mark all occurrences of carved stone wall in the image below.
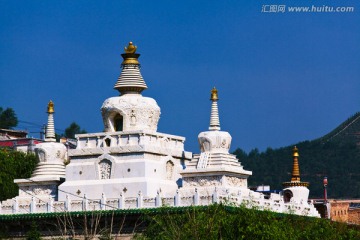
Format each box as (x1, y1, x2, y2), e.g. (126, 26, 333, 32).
(19, 185, 57, 197)
(183, 176, 222, 187)
(224, 176, 247, 187)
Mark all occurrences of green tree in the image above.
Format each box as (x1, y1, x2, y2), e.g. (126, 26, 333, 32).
(0, 107, 18, 129)
(0, 148, 37, 201)
(64, 122, 87, 139)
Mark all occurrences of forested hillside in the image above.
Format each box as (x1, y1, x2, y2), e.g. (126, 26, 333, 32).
(234, 112, 360, 199)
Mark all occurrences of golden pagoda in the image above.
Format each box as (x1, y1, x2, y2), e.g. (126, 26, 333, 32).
(282, 146, 309, 187)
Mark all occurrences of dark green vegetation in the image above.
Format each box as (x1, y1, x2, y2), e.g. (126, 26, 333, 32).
(0, 107, 18, 129)
(235, 112, 360, 199)
(25, 222, 41, 240)
(56, 122, 87, 141)
(0, 148, 37, 201)
(139, 205, 360, 240)
(0, 205, 359, 239)
(64, 122, 87, 139)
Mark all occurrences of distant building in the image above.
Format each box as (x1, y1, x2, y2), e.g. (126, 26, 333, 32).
(0, 128, 27, 139)
(314, 199, 360, 224)
(0, 128, 44, 152)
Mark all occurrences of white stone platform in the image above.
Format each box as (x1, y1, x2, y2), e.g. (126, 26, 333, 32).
(58, 130, 192, 200)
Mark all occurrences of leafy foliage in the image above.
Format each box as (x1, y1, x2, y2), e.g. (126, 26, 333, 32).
(64, 122, 87, 139)
(138, 205, 360, 240)
(55, 122, 87, 141)
(0, 205, 359, 238)
(235, 112, 360, 199)
(0, 148, 37, 201)
(0, 107, 18, 129)
(26, 222, 41, 240)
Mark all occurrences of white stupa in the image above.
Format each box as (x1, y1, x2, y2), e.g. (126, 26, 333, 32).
(14, 101, 67, 201)
(180, 87, 252, 195)
(282, 146, 311, 204)
(58, 42, 192, 200)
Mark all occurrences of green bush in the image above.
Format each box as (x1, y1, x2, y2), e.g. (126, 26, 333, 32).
(137, 205, 360, 240)
(0, 148, 37, 201)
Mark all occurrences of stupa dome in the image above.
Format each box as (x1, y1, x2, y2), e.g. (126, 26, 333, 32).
(32, 142, 67, 178)
(101, 94, 160, 132)
(198, 130, 231, 153)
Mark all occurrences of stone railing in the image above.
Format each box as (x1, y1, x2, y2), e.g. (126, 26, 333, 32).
(71, 130, 191, 159)
(0, 189, 320, 217)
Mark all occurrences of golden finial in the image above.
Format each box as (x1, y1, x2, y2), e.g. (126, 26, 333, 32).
(293, 146, 299, 157)
(210, 87, 219, 101)
(47, 100, 54, 113)
(121, 41, 140, 65)
(124, 42, 137, 54)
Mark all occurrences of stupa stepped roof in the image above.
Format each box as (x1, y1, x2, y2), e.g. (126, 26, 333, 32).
(186, 152, 251, 175)
(114, 42, 148, 94)
(114, 66, 147, 93)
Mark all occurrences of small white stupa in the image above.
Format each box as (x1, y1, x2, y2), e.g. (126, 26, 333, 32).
(282, 146, 311, 204)
(180, 87, 252, 195)
(14, 101, 67, 201)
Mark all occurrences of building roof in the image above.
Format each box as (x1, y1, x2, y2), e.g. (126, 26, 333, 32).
(0, 128, 28, 139)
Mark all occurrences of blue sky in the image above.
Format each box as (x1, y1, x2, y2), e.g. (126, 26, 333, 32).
(1, 0, 359, 153)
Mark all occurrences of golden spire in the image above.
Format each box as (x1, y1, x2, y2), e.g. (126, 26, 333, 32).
(209, 87, 220, 130)
(121, 41, 140, 65)
(291, 146, 300, 182)
(47, 100, 54, 113)
(283, 146, 309, 187)
(124, 42, 137, 53)
(210, 87, 219, 101)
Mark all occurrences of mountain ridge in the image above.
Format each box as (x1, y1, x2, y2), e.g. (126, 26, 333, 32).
(234, 112, 360, 199)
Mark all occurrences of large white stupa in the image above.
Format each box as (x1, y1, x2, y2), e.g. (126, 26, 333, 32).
(57, 42, 192, 200)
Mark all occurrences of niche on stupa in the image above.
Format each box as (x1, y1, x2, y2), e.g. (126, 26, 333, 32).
(96, 154, 116, 180)
(37, 149, 46, 162)
(199, 139, 211, 152)
(113, 113, 123, 131)
(105, 111, 125, 132)
(283, 189, 293, 203)
(166, 160, 174, 180)
(99, 159, 112, 180)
